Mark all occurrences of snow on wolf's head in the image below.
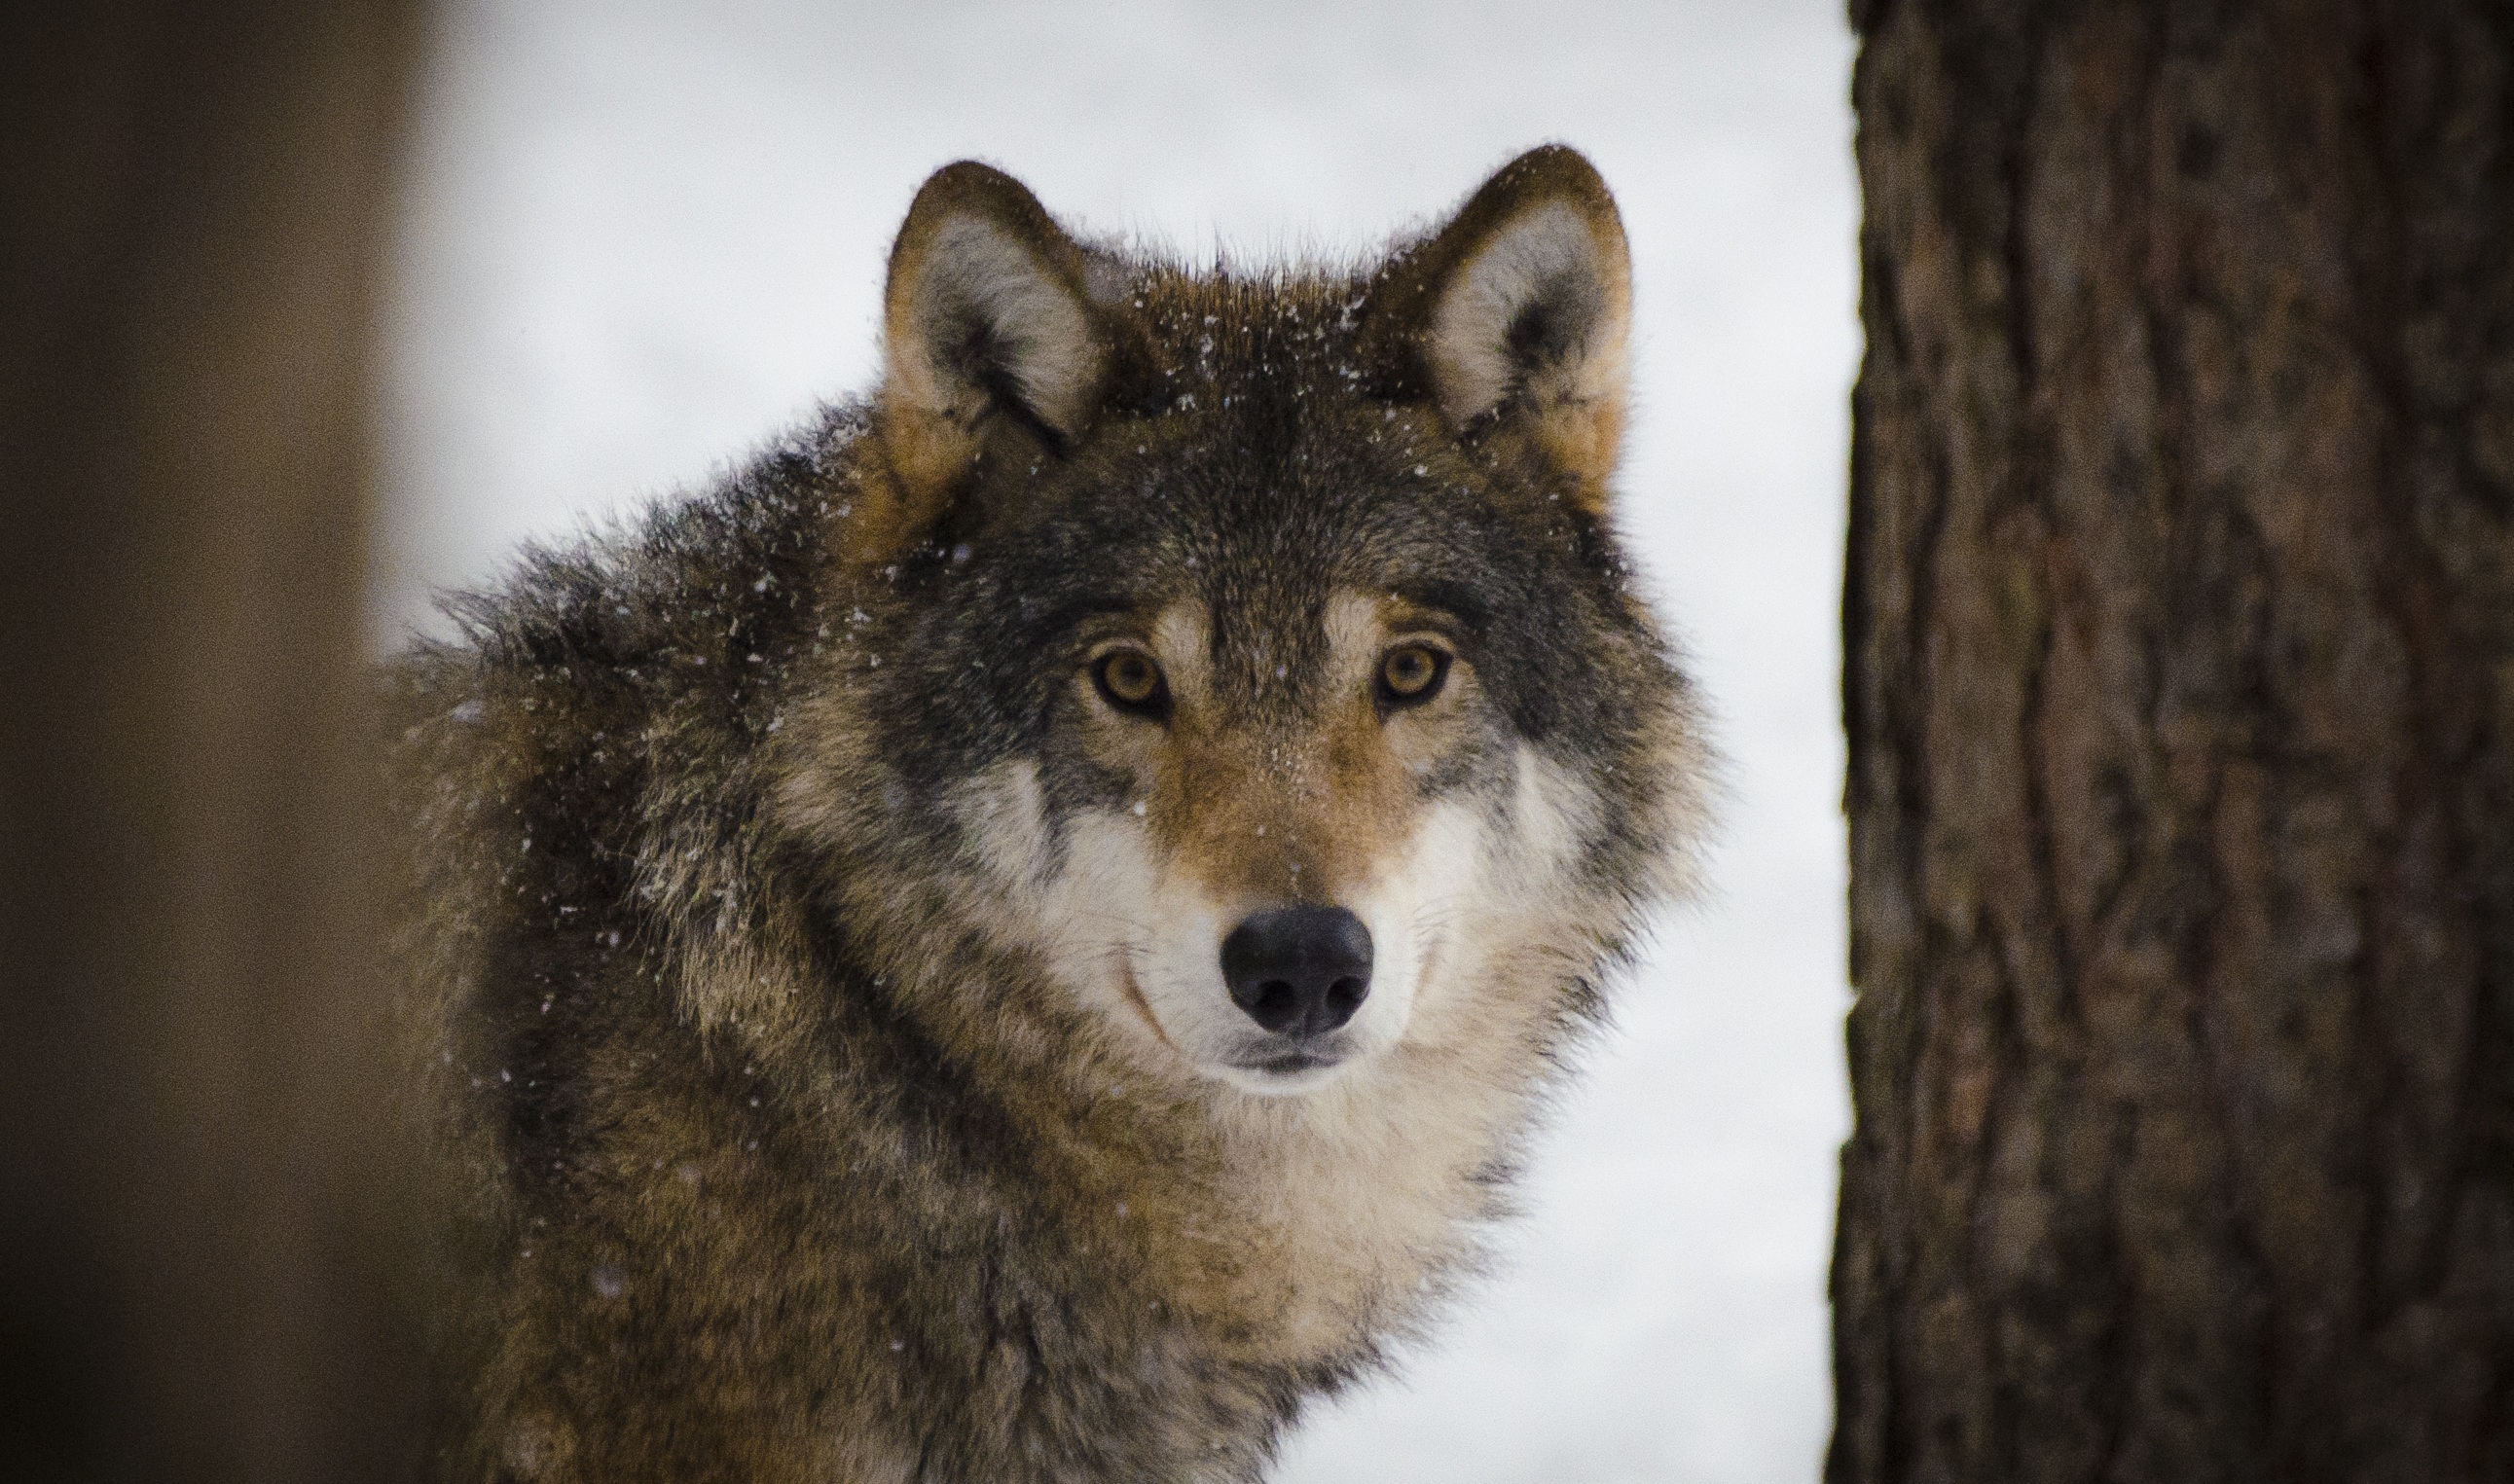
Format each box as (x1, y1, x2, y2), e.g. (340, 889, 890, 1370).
(778, 150, 1709, 1105)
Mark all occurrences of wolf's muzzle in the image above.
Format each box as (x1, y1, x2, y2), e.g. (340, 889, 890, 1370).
(1219, 905, 1371, 1038)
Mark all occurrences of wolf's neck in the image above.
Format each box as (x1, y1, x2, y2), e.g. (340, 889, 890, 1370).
(1112, 1024, 1552, 1369)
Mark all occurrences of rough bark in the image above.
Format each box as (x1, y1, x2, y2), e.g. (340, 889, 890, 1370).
(1836, 1, 2514, 1480)
(0, 5, 428, 1480)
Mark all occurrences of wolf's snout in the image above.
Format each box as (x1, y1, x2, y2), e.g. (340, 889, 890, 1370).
(1220, 906, 1372, 1038)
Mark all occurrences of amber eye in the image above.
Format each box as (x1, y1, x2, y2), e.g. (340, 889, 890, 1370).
(1093, 649, 1169, 717)
(1377, 643, 1448, 708)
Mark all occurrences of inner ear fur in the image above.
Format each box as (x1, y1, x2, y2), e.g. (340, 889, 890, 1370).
(867, 162, 1115, 560)
(1362, 146, 1634, 503)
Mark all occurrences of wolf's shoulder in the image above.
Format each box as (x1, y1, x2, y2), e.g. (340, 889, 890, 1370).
(389, 404, 864, 739)
(383, 400, 871, 887)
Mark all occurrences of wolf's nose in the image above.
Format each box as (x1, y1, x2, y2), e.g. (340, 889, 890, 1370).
(1220, 906, 1372, 1037)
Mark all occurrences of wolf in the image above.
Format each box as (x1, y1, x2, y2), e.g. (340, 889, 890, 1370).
(389, 144, 1710, 1482)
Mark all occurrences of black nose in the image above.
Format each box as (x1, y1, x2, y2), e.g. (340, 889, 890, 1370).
(1220, 906, 1372, 1037)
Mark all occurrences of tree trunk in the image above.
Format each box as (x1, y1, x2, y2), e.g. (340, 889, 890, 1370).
(1835, 2, 2514, 1481)
(0, 6, 427, 1479)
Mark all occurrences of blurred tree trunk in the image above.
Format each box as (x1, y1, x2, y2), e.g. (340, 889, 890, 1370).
(0, 5, 428, 1480)
(1835, 2, 2514, 1480)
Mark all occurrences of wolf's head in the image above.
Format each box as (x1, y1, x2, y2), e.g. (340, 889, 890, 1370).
(777, 149, 1708, 1104)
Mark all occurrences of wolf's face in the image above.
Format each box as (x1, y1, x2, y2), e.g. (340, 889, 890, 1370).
(1018, 585, 1539, 1094)
(944, 452, 1618, 1096)
(784, 150, 1702, 1102)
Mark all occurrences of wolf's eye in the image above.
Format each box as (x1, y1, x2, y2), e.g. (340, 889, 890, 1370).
(1093, 649, 1169, 717)
(1377, 644, 1449, 709)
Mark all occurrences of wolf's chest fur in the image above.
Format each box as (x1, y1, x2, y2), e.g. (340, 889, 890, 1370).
(395, 148, 1707, 1482)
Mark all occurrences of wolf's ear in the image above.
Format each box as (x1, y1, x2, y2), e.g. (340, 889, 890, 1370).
(1362, 146, 1633, 503)
(869, 162, 1113, 542)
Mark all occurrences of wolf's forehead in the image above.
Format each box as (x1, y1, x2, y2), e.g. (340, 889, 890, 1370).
(1139, 589, 1405, 688)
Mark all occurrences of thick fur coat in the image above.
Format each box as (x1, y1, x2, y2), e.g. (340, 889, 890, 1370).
(390, 146, 1710, 1482)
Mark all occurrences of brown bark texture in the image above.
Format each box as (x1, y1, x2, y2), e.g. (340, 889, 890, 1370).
(1837, 1, 2514, 1480)
(0, 5, 428, 1480)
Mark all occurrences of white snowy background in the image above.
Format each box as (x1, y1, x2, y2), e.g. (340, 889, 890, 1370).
(380, 3, 1857, 1478)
